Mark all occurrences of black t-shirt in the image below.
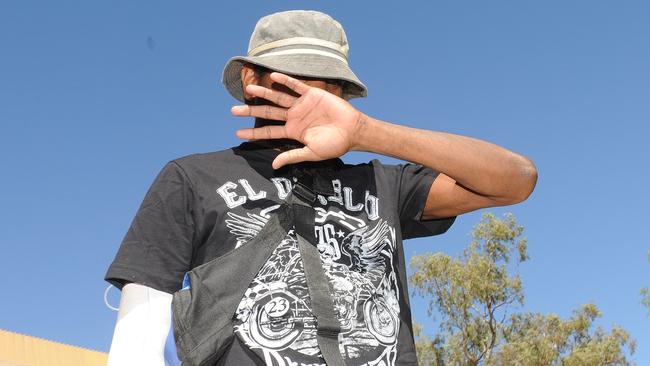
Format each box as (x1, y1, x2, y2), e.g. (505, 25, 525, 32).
(105, 141, 456, 365)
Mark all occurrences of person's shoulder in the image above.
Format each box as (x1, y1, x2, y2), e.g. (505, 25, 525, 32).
(172, 147, 237, 164)
(169, 144, 255, 170)
(361, 158, 403, 174)
(336, 158, 375, 170)
(365, 158, 429, 174)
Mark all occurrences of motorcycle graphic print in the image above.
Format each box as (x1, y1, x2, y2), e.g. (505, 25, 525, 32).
(231, 207, 400, 366)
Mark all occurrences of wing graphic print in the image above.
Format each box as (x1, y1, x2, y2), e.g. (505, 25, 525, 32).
(225, 212, 269, 248)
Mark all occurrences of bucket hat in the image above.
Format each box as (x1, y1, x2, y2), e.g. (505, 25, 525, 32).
(222, 10, 368, 102)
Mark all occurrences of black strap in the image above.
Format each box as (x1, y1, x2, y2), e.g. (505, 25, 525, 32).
(289, 171, 346, 366)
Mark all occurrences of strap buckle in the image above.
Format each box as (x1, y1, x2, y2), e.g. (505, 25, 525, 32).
(292, 181, 317, 204)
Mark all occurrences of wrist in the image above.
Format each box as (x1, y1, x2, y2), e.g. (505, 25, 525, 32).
(350, 111, 372, 152)
(350, 113, 399, 155)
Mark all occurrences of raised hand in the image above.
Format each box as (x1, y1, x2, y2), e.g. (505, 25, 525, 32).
(231, 72, 365, 170)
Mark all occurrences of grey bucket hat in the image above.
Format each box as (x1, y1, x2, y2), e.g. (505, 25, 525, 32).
(222, 10, 368, 102)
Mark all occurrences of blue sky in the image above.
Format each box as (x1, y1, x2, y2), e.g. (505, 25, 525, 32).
(1, 0, 648, 362)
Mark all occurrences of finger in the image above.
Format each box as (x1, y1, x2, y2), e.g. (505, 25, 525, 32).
(236, 125, 288, 140)
(269, 72, 311, 95)
(272, 147, 320, 170)
(231, 104, 288, 121)
(245, 84, 297, 108)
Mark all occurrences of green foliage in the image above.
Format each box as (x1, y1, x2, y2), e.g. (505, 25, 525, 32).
(641, 287, 650, 314)
(413, 323, 445, 366)
(497, 305, 635, 366)
(410, 212, 635, 366)
(642, 252, 650, 315)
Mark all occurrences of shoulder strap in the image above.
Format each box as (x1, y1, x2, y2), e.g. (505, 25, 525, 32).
(287, 168, 346, 366)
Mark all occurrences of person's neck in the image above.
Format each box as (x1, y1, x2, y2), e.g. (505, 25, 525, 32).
(253, 118, 304, 152)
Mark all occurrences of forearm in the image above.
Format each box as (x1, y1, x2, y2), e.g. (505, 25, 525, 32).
(352, 114, 537, 203)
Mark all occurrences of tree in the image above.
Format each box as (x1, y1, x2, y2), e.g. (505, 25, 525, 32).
(410, 212, 635, 366)
(642, 252, 650, 315)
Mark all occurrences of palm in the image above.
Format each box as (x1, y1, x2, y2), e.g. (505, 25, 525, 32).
(232, 72, 362, 169)
(287, 89, 358, 157)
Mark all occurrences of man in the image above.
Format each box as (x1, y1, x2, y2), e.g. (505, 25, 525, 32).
(105, 10, 537, 366)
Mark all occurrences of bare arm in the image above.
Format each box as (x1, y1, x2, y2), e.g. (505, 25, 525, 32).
(232, 72, 538, 217)
(352, 116, 538, 218)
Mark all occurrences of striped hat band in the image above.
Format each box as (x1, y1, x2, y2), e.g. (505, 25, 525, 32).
(248, 37, 350, 65)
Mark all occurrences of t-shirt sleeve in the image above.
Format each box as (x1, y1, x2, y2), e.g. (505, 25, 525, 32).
(104, 160, 196, 294)
(387, 161, 457, 239)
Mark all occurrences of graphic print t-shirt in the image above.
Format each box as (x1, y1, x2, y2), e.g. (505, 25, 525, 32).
(105, 141, 457, 366)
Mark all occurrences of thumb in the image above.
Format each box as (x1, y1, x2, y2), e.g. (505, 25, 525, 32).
(272, 147, 320, 170)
